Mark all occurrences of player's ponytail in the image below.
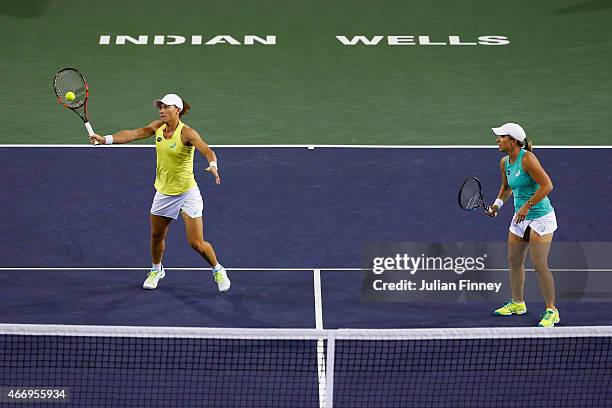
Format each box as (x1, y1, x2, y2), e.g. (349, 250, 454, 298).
(522, 136, 533, 151)
(179, 100, 191, 117)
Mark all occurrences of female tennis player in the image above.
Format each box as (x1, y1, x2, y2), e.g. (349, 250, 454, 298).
(88, 93, 230, 292)
(487, 123, 558, 327)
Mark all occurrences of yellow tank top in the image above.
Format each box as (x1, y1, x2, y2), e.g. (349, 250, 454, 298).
(154, 121, 197, 195)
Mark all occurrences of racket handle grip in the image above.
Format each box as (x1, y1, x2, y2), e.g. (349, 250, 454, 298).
(84, 121, 95, 136)
(84, 121, 100, 146)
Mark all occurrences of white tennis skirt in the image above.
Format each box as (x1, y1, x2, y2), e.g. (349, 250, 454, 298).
(150, 186, 204, 219)
(509, 210, 557, 238)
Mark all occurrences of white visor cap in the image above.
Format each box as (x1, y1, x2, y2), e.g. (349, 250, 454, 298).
(154, 94, 183, 112)
(491, 122, 526, 142)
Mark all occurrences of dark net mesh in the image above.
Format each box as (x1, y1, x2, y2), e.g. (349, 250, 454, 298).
(1, 334, 323, 407)
(1, 326, 611, 407)
(332, 336, 612, 408)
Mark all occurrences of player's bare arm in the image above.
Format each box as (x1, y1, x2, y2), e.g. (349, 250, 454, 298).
(497, 157, 513, 201)
(521, 151, 553, 206)
(181, 125, 221, 184)
(88, 120, 164, 145)
(487, 157, 513, 217)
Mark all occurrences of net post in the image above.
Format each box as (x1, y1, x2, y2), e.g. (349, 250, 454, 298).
(324, 331, 335, 408)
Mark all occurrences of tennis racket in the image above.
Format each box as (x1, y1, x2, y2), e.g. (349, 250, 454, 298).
(53, 68, 99, 145)
(458, 177, 494, 215)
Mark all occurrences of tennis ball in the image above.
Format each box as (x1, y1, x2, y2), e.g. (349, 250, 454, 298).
(65, 91, 76, 101)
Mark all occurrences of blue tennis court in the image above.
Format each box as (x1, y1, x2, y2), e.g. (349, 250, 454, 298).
(1, 146, 611, 328)
(2, 146, 612, 326)
(1, 146, 611, 407)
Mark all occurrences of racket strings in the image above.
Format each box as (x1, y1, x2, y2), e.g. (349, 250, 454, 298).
(54, 69, 87, 108)
(459, 179, 483, 209)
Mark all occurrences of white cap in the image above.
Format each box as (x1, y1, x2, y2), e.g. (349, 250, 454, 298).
(154, 94, 183, 112)
(491, 123, 526, 142)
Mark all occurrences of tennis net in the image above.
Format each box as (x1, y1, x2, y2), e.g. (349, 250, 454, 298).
(1, 324, 610, 407)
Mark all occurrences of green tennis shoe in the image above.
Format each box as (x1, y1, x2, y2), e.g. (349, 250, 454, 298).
(538, 308, 560, 327)
(494, 299, 527, 316)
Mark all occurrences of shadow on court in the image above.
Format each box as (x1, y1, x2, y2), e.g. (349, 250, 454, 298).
(555, 0, 612, 14)
(0, 0, 51, 18)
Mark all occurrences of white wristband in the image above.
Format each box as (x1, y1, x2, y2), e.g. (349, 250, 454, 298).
(104, 135, 113, 145)
(494, 198, 504, 209)
(208, 161, 218, 168)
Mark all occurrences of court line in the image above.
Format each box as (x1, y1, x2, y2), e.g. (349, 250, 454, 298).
(313, 269, 327, 408)
(1, 267, 610, 272)
(0, 144, 610, 149)
(313, 269, 324, 329)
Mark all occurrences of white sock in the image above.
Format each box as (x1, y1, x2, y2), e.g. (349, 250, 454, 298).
(212, 264, 222, 273)
(152, 263, 162, 272)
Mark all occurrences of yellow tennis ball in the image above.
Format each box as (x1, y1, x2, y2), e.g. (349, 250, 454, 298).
(65, 91, 76, 101)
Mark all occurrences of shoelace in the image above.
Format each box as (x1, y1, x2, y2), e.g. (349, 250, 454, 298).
(214, 272, 223, 283)
(540, 310, 555, 321)
(147, 271, 158, 279)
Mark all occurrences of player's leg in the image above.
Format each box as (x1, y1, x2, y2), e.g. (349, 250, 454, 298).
(529, 229, 559, 327)
(182, 213, 218, 265)
(143, 214, 172, 289)
(508, 230, 530, 303)
(529, 230, 555, 307)
(494, 230, 529, 315)
(181, 212, 230, 292)
(151, 214, 172, 264)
